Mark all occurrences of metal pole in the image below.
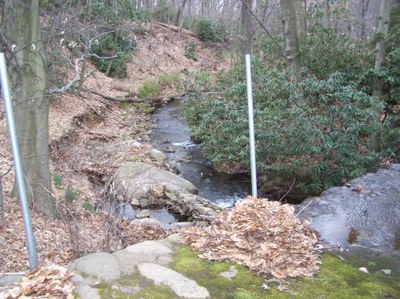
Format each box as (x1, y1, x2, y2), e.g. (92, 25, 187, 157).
(245, 54, 257, 197)
(0, 53, 39, 269)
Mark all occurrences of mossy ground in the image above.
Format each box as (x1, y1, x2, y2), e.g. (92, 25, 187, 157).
(171, 246, 400, 299)
(92, 245, 400, 298)
(97, 272, 179, 299)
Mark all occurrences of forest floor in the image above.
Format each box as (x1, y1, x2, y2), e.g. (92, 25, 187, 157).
(0, 22, 231, 273)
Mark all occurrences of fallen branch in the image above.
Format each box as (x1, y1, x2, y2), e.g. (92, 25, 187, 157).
(155, 22, 197, 38)
(86, 130, 120, 138)
(83, 88, 184, 104)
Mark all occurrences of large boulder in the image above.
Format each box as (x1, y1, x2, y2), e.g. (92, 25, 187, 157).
(113, 162, 222, 219)
(113, 162, 198, 207)
(296, 164, 400, 251)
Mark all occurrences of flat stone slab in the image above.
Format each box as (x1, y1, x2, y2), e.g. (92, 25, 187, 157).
(297, 164, 400, 251)
(113, 240, 173, 275)
(138, 263, 209, 298)
(75, 284, 100, 299)
(69, 252, 121, 282)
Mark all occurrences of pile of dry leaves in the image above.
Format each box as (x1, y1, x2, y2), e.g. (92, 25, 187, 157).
(0, 265, 74, 299)
(181, 197, 321, 279)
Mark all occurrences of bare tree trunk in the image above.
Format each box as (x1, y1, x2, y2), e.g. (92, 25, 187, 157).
(361, 0, 371, 41)
(0, 0, 56, 217)
(297, 0, 307, 36)
(280, 0, 301, 82)
(202, 0, 210, 18)
(370, 0, 392, 151)
(175, 0, 188, 26)
(241, 0, 254, 55)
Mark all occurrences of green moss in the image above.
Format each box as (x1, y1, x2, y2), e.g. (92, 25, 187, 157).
(97, 273, 179, 299)
(270, 254, 400, 299)
(171, 246, 400, 299)
(172, 246, 266, 299)
(90, 245, 399, 299)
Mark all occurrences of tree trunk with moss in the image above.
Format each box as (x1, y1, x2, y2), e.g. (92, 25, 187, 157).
(280, 0, 301, 82)
(0, 0, 56, 217)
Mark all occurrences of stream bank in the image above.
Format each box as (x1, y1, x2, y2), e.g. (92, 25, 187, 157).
(150, 97, 251, 208)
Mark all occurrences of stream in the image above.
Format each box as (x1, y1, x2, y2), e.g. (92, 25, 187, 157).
(150, 97, 251, 209)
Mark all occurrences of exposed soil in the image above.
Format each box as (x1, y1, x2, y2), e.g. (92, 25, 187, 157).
(0, 22, 229, 273)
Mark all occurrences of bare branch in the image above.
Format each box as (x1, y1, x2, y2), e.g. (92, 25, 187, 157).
(48, 55, 85, 94)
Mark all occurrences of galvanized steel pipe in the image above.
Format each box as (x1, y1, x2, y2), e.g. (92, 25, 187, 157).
(245, 54, 258, 197)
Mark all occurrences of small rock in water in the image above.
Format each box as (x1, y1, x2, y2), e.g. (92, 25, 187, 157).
(358, 267, 369, 274)
(148, 148, 166, 163)
(381, 269, 392, 275)
(136, 209, 150, 219)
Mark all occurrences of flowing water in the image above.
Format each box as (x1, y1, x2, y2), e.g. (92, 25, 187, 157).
(150, 97, 251, 208)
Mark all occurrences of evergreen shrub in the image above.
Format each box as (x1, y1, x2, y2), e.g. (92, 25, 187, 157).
(184, 64, 383, 194)
(90, 31, 135, 78)
(195, 19, 226, 42)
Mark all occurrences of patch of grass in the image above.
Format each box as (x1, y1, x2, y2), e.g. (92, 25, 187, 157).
(65, 188, 79, 203)
(139, 80, 162, 98)
(184, 43, 197, 61)
(157, 72, 183, 87)
(53, 173, 63, 189)
(82, 201, 93, 211)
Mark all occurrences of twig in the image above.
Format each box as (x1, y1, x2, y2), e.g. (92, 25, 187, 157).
(296, 200, 313, 217)
(279, 178, 296, 202)
(1, 164, 13, 177)
(0, 272, 26, 275)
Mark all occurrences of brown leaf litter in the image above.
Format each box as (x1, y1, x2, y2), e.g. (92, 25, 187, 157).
(0, 265, 75, 299)
(181, 197, 321, 279)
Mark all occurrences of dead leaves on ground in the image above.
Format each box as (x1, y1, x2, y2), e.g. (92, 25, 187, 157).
(0, 265, 75, 299)
(181, 197, 321, 279)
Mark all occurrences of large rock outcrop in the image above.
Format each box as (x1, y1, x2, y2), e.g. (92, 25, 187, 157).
(296, 164, 400, 252)
(113, 162, 222, 219)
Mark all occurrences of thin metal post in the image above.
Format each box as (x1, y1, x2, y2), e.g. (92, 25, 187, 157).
(245, 54, 257, 197)
(0, 53, 38, 269)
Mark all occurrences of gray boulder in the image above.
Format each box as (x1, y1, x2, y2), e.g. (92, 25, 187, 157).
(113, 162, 198, 207)
(113, 240, 173, 275)
(297, 164, 400, 251)
(69, 252, 121, 282)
